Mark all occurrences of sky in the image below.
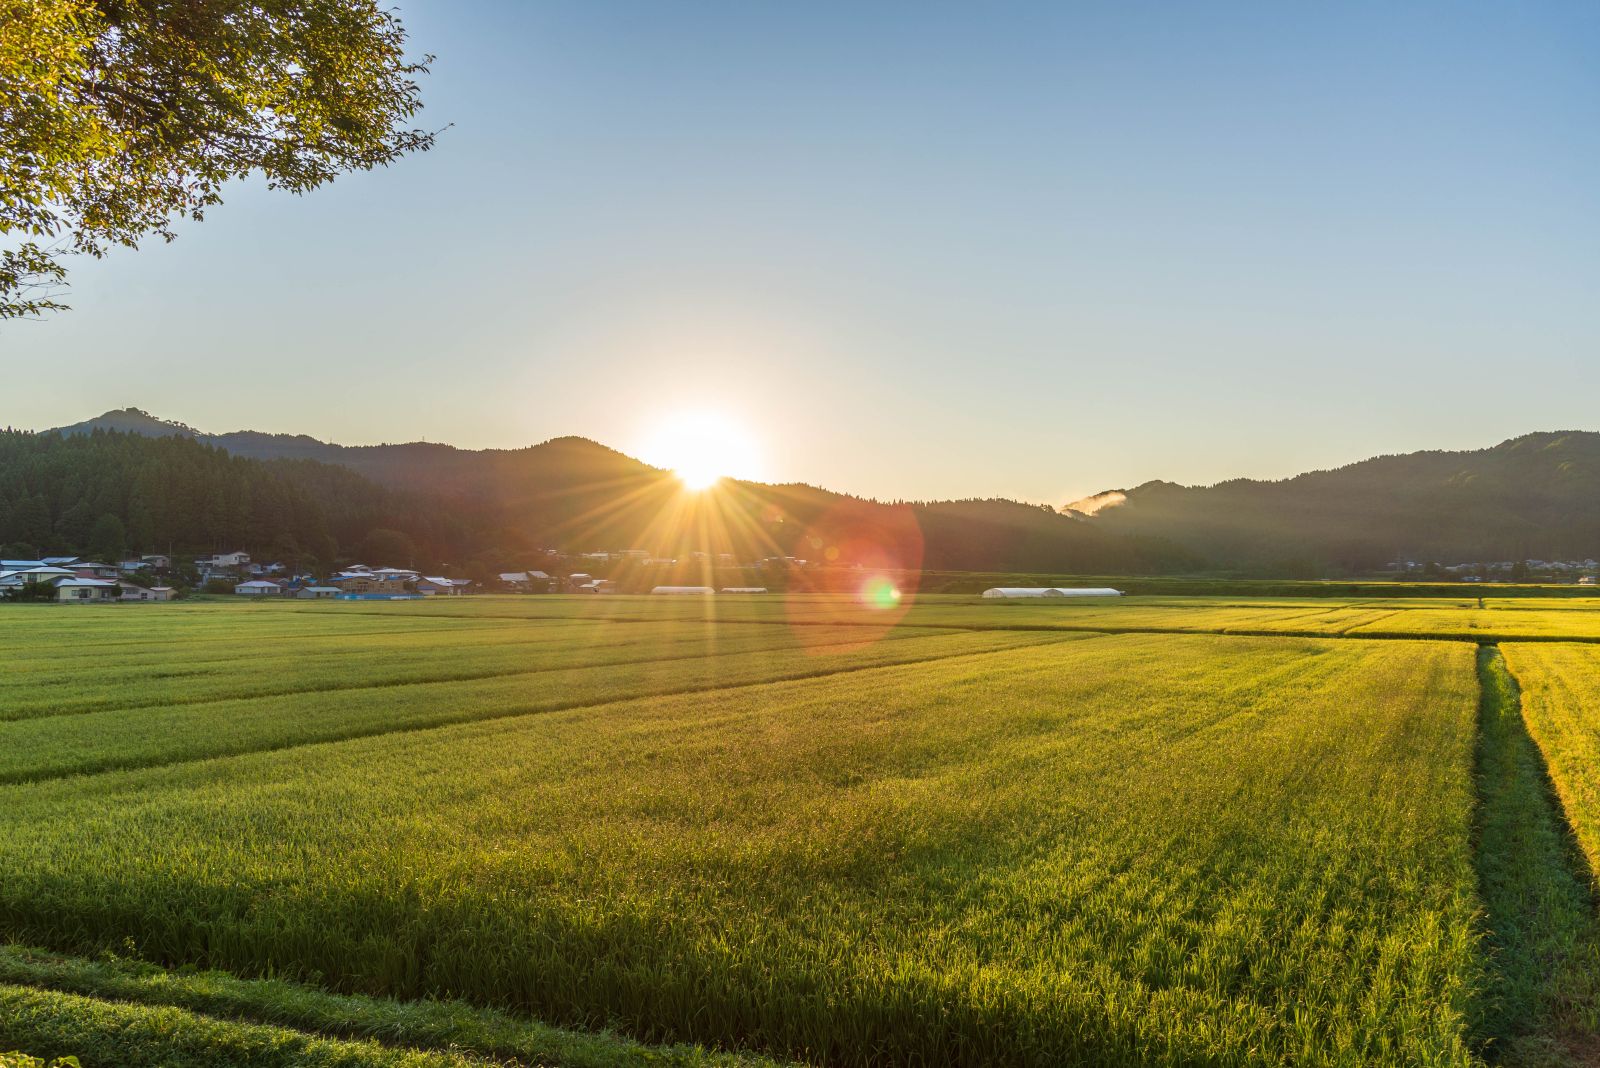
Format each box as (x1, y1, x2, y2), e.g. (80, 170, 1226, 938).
(3, 0, 1598, 504)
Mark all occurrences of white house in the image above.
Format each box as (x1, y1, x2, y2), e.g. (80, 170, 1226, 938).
(0, 566, 77, 585)
(417, 577, 471, 596)
(234, 580, 282, 596)
(120, 584, 174, 602)
(371, 567, 420, 582)
(54, 577, 120, 602)
(200, 551, 251, 569)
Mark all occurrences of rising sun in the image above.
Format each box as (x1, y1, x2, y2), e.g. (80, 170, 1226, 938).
(638, 410, 765, 491)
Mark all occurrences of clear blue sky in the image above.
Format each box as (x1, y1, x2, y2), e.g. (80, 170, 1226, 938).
(4, 1, 1598, 503)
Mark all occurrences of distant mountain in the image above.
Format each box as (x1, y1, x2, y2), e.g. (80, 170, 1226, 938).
(53, 407, 205, 439)
(29, 410, 1192, 575)
(1067, 432, 1600, 572)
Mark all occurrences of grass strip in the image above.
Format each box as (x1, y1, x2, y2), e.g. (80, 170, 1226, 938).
(0, 980, 500, 1067)
(0, 947, 786, 1068)
(1477, 647, 1600, 1066)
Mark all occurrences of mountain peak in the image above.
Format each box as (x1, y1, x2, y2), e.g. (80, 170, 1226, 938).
(52, 408, 204, 438)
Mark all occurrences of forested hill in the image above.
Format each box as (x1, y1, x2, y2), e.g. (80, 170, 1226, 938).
(1068, 432, 1600, 571)
(0, 430, 472, 568)
(20, 413, 1195, 574)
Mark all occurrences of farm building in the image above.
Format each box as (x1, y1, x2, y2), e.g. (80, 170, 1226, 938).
(719, 587, 769, 594)
(980, 587, 1123, 598)
(120, 585, 175, 602)
(652, 586, 715, 595)
(296, 586, 342, 599)
(330, 574, 410, 595)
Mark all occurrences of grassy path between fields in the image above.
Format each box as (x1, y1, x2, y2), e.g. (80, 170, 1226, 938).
(0, 947, 789, 1068)
(1472, 646, 1600, 1066)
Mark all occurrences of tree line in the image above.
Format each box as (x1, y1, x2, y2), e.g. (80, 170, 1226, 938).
(0, 429, 473, 570)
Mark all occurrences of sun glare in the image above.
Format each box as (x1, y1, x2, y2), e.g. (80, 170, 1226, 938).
(639, 410, 765, 491)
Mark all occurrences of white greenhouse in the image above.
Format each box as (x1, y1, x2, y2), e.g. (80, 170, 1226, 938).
(980, 587, 1123, 598)
(651, 586, 716, 595)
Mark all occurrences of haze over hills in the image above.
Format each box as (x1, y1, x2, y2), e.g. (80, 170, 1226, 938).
(28, 410, 1600, 576)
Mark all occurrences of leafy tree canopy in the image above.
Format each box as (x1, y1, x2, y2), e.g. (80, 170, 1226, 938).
(0, 0, 433, 317)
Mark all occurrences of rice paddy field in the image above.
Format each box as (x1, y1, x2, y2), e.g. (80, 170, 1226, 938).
(2, 593, 1599, 1067)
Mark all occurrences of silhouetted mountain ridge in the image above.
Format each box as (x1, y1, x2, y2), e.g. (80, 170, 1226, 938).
(35, 410, 1188, 574)
(1068, 431, 1600, 570)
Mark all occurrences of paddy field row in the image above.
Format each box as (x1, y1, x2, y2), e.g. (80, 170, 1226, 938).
(1, 595, 1599, 1066)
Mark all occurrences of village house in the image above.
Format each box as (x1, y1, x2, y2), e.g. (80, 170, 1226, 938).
(416, 577, 471, 596)
(54, 577, 121, 602)
(497, 571, 550, 592)
(234, 579, 283, 596)
(121, 585, 175, 602)
(296, 586, 342, 599)
(0, 565, 78, 590)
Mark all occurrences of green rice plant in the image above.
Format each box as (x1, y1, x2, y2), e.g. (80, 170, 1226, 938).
(0, 633, 1483, 1066)
(1500, 643, 1600, 885)
(0, 628, 1080, 782)
(0, 620, 951, 722)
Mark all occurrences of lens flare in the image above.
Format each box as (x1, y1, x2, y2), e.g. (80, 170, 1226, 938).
(784, 499, 923, 653)
(862, 576, 902, 609)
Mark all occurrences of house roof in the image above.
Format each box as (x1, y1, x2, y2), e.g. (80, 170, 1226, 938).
(300, 586, 343, 593)
(4, 566, 77, 578)
(498, 572, 528, 582)
(235, 580, 282, 589)
(57, 578, 119, 588)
